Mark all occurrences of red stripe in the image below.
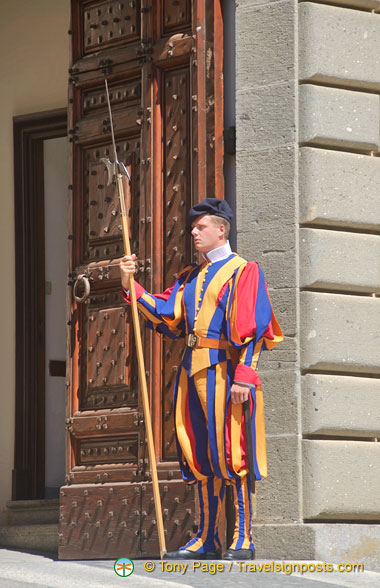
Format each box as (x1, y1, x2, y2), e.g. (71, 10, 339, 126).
(225, 402, 232, 470)
(225, 395, 253, 472)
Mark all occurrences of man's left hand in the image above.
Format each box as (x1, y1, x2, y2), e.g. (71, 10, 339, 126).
(231, 383, 251, 404)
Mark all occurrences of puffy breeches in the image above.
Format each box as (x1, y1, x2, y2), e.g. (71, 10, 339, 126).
(173, 361, 258, 552)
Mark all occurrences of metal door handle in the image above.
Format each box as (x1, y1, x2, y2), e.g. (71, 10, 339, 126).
(73, 274, 90, 303)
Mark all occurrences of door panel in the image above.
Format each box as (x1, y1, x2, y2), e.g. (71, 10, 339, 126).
(60, 0, 223, 559)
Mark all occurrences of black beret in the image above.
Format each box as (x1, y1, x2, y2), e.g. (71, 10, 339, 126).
(186, 198, 233, 232)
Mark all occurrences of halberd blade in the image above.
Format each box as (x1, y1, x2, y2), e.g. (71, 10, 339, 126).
(100, 157, 116, 186)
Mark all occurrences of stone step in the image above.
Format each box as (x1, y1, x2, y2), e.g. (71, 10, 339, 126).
(0, 523, 58, 554)
(5, 499, 59, 525)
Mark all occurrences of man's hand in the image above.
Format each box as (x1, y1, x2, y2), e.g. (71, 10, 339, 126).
(120, 254, 138, 290)
(231, 382, 251, 404)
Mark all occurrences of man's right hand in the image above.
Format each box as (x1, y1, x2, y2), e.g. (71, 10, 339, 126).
(120, 254, 138, 290)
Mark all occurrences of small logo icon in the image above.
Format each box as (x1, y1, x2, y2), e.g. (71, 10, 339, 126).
(114, 557, 134, 577)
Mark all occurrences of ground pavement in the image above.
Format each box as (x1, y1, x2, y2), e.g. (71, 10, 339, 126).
(0, 550, 379, 588)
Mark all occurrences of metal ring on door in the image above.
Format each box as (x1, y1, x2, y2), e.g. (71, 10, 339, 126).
(73, 274, 90, 303)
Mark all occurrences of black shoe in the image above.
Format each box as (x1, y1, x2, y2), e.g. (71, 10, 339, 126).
(223, 548, 255, 560)
(163, 548, 221, 560)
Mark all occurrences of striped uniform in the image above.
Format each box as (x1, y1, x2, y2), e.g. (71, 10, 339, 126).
(123, 251, 282, 553)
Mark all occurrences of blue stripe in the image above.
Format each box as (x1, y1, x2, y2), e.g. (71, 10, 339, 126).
(250, 386, 261, 480)
(138, 295, 158, 318)
(243, 338, 255, 367)
(224, 360, 235, 480)
(188, 377, 213, 477)
(184, 255, 236, 334)
(235, 478, 246, 550)
(225, 268, 241, 348)
(206, 285, 229, 338)
(183, 265, 202, 331)
(154, 270, 189, 320)
(255, 266, 273, 340)
(205, 478, 217, 545)
(182, 480, 205, 550)
(206, 367, 223, 479)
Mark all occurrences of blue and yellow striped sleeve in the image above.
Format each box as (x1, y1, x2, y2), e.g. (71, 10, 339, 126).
(122, 265, 194, 338)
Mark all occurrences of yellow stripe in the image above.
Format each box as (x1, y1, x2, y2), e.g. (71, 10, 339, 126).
(163, 281, 187, 330)
(192, 369, 208, 424)
(214, 362, 228, 479)
(175, 367, 205, 482)
(254, 386, 267, 478)
(250, 340, 263, 370)
(264, 308, 283, 349)
(241, 477, 251, 549)
(195, 256, 246, 336)
(137, 293, 161, 324)
(187, 480, 209, 551)
(230, 481, 239, 548)
(264, 291, 283, 350)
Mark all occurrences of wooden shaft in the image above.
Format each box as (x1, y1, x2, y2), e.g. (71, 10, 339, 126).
(117, 174, 167, 558)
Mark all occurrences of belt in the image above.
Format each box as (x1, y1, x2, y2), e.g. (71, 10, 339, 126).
(186, 334, 229, 350)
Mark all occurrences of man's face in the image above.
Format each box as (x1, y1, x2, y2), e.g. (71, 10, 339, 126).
(191, 214, 226, 253)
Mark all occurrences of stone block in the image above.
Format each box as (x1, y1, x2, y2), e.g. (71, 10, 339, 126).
(313, 524, 380, 572)
(236, 146, 296, 226)
(300, 292, 380, 374)
(236, 82, 295, 151)
(300, 228, 380, 293)
(261, 371, 298, 436)
(238, 0, 380, 11)
(264, 288, 297, 339)
(236, 2, 295, 89)
(299, 147, 380, 230)
(238, 222, 296, 289)
(260, 335, 297, 374)
(302, 440, 380, 519)
(253, 524, 315, 560)
(311, 0, 380, 9)
(302, 374, 380, 437)
(299, 84, 379, 151)
(0, 523, 58, 553)
(254, 523, 380, 570)
(299, 3, 380, 91)
(256, 435, 300, 523)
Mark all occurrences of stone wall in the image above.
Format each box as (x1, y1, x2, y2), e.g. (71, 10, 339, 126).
(235, 0, 380, 569)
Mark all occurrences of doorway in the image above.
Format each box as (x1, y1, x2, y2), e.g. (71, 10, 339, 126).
(13, 109, 67, 500)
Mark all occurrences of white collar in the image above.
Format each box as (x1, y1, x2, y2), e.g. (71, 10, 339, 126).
(201, 241, 232, 264)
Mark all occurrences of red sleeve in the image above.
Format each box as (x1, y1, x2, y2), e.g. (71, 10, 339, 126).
(234, 364, 262, 386)
(234, 262, 259, 340)
(121, 281, 176, 305)
(121, 281, 145, 304)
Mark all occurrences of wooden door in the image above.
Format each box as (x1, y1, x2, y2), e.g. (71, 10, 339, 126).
(59, 0, 224, 559)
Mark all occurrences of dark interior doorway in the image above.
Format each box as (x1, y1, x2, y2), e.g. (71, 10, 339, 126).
(13, 109, 67, 500)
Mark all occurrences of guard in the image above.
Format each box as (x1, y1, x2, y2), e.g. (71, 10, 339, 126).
(120, 198, 283, 560)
